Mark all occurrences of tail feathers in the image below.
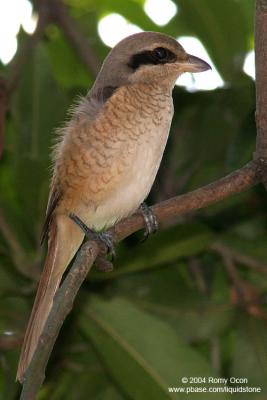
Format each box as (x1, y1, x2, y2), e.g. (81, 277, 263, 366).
(16, 215, 84, 383)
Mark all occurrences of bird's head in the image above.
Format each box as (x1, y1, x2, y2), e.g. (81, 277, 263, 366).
(93, 31, 211, 92)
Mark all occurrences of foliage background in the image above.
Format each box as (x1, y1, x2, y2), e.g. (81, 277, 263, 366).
(1, 0, 267, 399)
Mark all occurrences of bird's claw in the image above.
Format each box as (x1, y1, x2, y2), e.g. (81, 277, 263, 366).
(140, 203, 159, 241)
(69, 213, 116, 260)
(97, 231, 116, 261)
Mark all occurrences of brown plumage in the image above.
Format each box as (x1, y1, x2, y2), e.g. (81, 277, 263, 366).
(16, 31, 210, 382)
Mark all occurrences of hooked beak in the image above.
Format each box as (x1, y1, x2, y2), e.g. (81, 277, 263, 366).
(177, 54, 212, 73)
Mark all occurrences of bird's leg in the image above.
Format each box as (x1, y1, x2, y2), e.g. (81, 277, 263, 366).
(69, 213, 116, 263)
(139, 202, 159, 240)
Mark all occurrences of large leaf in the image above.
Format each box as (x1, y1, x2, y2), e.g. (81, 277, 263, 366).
(80, 296, 229, 400)
(230, 317, 267, 399)
(174, 0, 252, 81)
(2, 42, 71, 243)
(46, 27, 92, 89)
(112, 263, 233, 342)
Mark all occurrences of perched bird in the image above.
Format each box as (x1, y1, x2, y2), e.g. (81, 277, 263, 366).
(17, 31, 210, 382)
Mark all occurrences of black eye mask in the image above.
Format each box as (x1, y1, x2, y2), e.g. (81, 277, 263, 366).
(128, 47, 177, 70)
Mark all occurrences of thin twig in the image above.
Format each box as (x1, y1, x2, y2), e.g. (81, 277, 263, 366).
(222, 253, 243, 288)
(0, 209, 39, 280)
(210, 337, 221, 374)
(188, 257, 208, 294)
(51, 0, 101, 76)
(211, 242, 267, 277)
(219, 247, 267, 320)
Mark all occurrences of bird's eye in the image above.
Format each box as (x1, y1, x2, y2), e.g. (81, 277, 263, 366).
(128, 47, 176, 70)
(153, 47, 168, 60)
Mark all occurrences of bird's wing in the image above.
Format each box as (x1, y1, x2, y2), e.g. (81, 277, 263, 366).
(40, 86, 119, 245)
(40, 184, 62, 245)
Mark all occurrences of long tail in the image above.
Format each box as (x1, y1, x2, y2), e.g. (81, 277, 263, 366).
(16, 214, 84, 383)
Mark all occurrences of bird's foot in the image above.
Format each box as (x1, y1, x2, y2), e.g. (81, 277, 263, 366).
(69, 213, 115, 269)
(140, 202, 159, 240)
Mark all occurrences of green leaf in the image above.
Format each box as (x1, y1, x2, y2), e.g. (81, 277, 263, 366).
(46, 27, 92, 89)
(112, 263, 233, 342)
(230, 316, 267, 399)
(2, 42, 71, 242)
(80, 296, 229, 400)
(0, 349, 21, 400)
(175, 0, 251, 81)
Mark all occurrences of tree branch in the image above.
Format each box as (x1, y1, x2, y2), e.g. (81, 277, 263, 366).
(20, 241, 99, 400)
(111, 161, 259, 243)
(255, 0, 267, 172)
(20, 161, 260, 399)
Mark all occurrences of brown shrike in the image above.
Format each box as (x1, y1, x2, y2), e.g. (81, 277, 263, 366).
(17, 31, 211, 382)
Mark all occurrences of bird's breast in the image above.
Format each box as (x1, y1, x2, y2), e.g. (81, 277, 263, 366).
(57, 83, 174, 230)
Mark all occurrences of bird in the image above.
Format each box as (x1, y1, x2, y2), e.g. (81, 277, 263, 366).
(16, 31, 211, 382)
